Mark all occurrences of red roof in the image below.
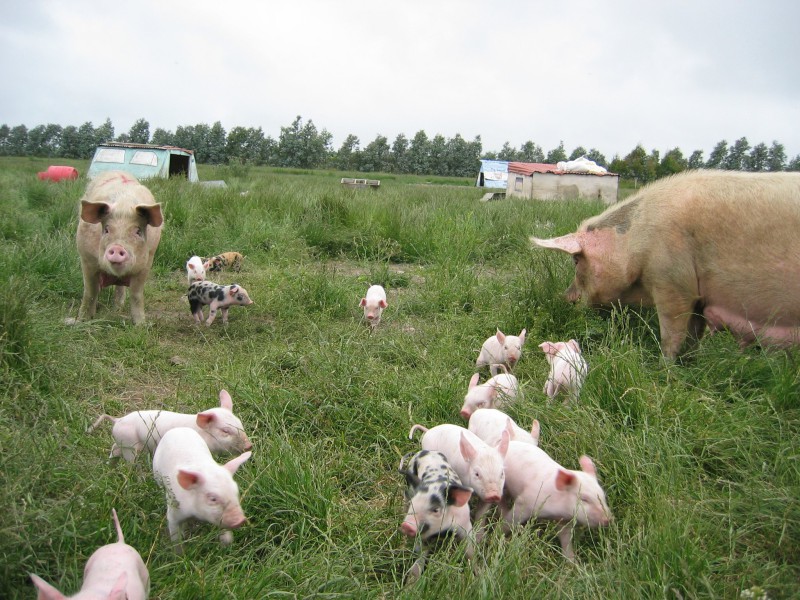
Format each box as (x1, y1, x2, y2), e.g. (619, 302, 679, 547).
(508, 162, 560, 176)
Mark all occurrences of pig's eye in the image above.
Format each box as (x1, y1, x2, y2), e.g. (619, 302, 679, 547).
(572, 255, 580, 265)
(220, 427, 234, 436)
(473, 471, 481, 479)
(430, 507, 441, 515)
(207, 494, 220, 504)
(134, 227, 143, 237)
(103, 225, 109, 234)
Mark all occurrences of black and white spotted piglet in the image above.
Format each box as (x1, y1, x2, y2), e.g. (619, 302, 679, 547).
(398, 449, 474, 583)
(188, 281, 253, 326)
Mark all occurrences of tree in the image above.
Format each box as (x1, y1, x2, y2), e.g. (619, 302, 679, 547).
(687, 150, 705, 169)
(622, 144, 650, 183)
(766, 141, 787, 172)
(335, 134, 361, 171)
(76, 121, 97, 158)
(0, 124, 9, 155)
(545, 141, 567, 164)
(747, 142, 768, 172)
(497, 142, 517, 162)
(722, 137, 750, 171)
(788, 155, 800, 172)
(360, 134, 391, 172)
(151, 127, 175, 146)
(206, 121, 227, 164)
(26, 124, 62, 157)
(428, 134, 447, 175)
(277, 116, 332, 169)
(608, 154, 626, 176)
(657, 147, 687, 178)
(94, 119, 114, 145)
(569, 146, 588, 160)
(519, 141, 544, 163)
(407, 130, 430, 174)
(60, 125, 81, 158)
(391, 133, 409, 173)
(127, 118, 150, 144)
(705, 140, 728, 169)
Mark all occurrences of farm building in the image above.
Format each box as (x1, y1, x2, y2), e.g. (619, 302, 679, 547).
(87, 142, 199, 182)
(506, 160, 619, 204)
(475, 159, 509, 189)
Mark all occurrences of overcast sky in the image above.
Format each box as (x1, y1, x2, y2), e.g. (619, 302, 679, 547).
(2, 0, 799, 160)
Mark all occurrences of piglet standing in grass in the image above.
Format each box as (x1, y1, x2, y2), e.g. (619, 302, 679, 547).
(398, 450, 474, 583)
(460, 372, 519, 419)
(87, 389, 252, 462)
(188, 280, 253, 326)
(476, 329, 527, 375)
(539, 339, 588, 403)
(203, 251, 244, 273)
(30, 508, 149, 600)
(360, 284, 388, 328)
(153, 427, 252, 552)
(500, 441, 612, 561)
(186, 255, 206, 284)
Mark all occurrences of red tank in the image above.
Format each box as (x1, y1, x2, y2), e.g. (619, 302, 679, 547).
(37, 165, 79, 182)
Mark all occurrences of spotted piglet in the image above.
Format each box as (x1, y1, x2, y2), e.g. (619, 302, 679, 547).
(399, 450, 474, 584)
(203, 251, 244, 273)
(188, 281, 253, 326)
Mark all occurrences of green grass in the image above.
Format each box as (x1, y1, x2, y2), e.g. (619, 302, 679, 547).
(1, 157, 797, 599)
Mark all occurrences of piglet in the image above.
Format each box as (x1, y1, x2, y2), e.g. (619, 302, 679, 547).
(501, 441, 612, 560)
(153, 427, 251, 552)
(186, 255, 206, 284)
(468, 408, 539, 447)
(410, 423, 508, 524)
(88, 389, 252, 462)
(399, 450, 474, 583)
(460, 372, 519, 419)
(30, 508, 149, 600)
(188, 281, 253, 326)
(476, 328, 527, 375)
(539, 339, 588, 403)
(360, 284, 388, 327)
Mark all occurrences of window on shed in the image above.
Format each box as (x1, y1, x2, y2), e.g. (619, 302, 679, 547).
(131, 151, 158, 166)
(94, 148, 125, 163)
(514, 176, 523, 192)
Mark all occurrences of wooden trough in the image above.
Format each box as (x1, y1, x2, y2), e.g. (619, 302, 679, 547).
(341, 177, 380, 189)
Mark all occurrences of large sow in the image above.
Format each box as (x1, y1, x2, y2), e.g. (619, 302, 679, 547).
(531, 170, 800, 358)
(72, 171, 163, 325)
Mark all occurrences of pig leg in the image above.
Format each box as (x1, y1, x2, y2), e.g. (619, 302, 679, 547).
(206, 302, 220, 326)
(221, 307, 229, 325)
(128, 273, 148, 325)
(78, 266, 101, 321)
(653, 289, 700, 359)
(556, 524, 576, 562)
(166, 505, 186, 554)
(220, 531, 234, 545)
(405, 551, 427, 585)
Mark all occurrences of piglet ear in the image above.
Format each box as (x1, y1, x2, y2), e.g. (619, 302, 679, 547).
(568, 339, 582, 353)
(107, 572, 128, 600)
(579, 455, 597, 477)
(495, 429, 510, 458)
(228, 285, 239, 296)
(495, 329, 506, 343)
(459, 431, 477, 461)
(136, 203, 163, 228)
(554, 469, 576, 491)
(379, 299, 388, 308)
(80, 200, 111, 224)
(359, 298, 367, 307)
(219, 389, 233, 410)
(223, 451, 252, 474)
(177, 470, 203, 490)
(196, 412, 215, 429)
(468, 373, 480, 389)
(530, 418, 541, 440)
(447, 483, 473, 507)
(539, 342, 556, 355)
(519, 329, 527, 344)
(400, 470, 420, 489)
(30, 573, 66, 600)
(530, 234, 582, 255)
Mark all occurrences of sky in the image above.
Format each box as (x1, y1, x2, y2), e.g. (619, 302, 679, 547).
(2, 0, 800, 161)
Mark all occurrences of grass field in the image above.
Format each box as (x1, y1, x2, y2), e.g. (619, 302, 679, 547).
(1, 157, 797, 599)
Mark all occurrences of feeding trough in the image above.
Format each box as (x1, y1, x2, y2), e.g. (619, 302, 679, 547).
(340, 177, 380, 189)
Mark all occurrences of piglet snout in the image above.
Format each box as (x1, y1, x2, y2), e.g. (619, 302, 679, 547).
(459, 409, 471, 419)
(400, 521, 417, 537)
(484, 493, 502, 504)
(105, 244, 128, 264)
(222, 507, 247, 529)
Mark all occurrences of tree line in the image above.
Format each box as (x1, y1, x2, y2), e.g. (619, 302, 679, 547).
(2, 116, 798, 181)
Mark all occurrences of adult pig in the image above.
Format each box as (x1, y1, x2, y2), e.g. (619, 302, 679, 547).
(531, 170, 800, 358)
(72, 171, 163, 325)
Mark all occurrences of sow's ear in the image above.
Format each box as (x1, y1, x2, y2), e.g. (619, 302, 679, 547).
(80, 200, 111, 224)
(530, 234, 582, 255)
(136, 203, 163, 228)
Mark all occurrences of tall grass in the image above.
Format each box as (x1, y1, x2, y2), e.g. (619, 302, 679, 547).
(0, 158, 797, 599)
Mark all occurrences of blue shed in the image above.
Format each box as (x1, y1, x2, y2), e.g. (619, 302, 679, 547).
(88, 142, 199, 182)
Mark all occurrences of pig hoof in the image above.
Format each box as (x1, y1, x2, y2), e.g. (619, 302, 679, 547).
(219, 531, 233, 546)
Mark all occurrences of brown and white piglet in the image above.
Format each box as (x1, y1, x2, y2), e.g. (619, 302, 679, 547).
(30, 508, 149, 600)
(88, 389, 252, 462)
(500, 441, 612, 560)
(153, 427, 251, 552)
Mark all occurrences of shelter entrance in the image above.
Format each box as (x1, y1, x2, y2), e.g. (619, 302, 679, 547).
(169, 154, 190, 178)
